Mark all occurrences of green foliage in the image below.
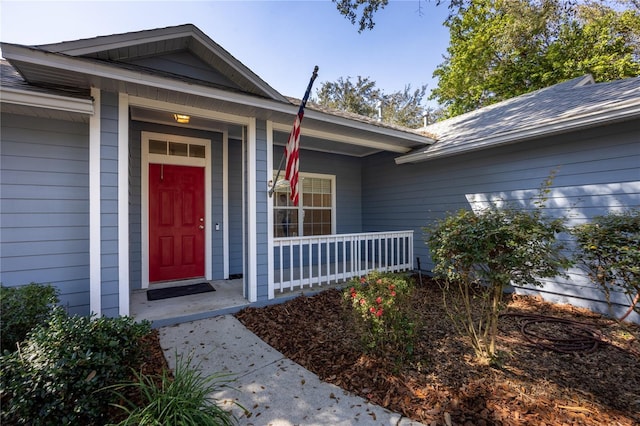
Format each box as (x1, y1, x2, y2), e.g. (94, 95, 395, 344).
(108, 352, 239, 426)
(425, 195, 571, 361)
(333, 0, 390, 32)
(343, 271, 418, 360)
(316, 76, 381, 117)
(0, 282, 59, 353)
(572, 209, 640, 318)
(0, 308, 151, 425)
(315, 76, 432, 128)
(431, 0, 640, 117)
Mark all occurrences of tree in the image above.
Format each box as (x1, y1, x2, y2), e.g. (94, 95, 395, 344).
(425, 177, 572, 363)
(315, 76, 381, 117)
(572, 210, 640, 321)
(314, 76, 431, 127)
(333, 0, 459, 32)
(431, 0, 640, 117)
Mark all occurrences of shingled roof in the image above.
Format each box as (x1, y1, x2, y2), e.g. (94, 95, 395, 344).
(396, 75, 640, 164)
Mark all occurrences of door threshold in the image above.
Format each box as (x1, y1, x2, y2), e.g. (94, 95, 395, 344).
(148, 278, 208, 290)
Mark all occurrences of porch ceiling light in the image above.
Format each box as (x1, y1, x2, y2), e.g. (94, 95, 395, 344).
(174, 113, 190, 124)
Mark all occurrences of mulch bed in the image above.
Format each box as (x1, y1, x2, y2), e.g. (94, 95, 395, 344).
(234, 277, 640, 426)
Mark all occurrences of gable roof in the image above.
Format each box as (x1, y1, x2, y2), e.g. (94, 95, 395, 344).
(396, 75, 640, 164)
(1, 24, 434, 156)
(14, 24, 286, 101)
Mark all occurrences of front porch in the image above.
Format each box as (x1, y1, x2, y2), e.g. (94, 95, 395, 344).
(132, 230, 414, 327)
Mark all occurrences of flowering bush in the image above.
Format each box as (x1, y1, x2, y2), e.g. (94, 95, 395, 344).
(343, 271, 417, 359)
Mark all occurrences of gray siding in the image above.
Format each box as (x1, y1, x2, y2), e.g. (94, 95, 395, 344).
(228, 139, 243, 275)
(255, 120, 269, 300)
(0, 113, 90, 315)
(125, 52, 241, 90)
(275, 148, 363, 234)
(362, 119, 640, 321)
(100, 92, 120, 317)
(210, 133, 224, 279)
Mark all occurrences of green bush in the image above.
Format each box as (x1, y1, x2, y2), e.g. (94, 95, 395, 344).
(572, 209, 640, 320)
(425, 205, 571, 362)
(108, 352, 240, 426)
(0, 283, 59, 353)
(343, 271, 417, 360)
(0, 308, 151, 425)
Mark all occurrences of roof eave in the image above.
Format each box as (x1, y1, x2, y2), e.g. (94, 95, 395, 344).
(0, 86, 94, 115)
(395, 101, 640, 164)
(2, 43, 433, 150)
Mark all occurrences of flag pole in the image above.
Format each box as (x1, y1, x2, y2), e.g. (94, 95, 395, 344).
(269, 65, 319, 199)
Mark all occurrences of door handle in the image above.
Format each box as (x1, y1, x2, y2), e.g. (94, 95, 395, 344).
(199, 225, 205, 230)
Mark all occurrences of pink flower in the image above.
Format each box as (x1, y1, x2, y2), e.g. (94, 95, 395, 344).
(359, 298, 366, 305)
(388, 284, 396, 290)
(369, 306, 376, 313)
(375, 296, 383, 305)
(376, 308, 383, 317)
(376, 279, 383, 285)
(390, 291, 396, 297)
(360, 277, 366, 284)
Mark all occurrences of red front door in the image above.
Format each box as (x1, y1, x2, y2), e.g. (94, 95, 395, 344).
(149, 164, 205, 283)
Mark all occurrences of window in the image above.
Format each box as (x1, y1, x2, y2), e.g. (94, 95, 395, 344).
(148, 139, 206, 158)
(273, 173, 334, 237)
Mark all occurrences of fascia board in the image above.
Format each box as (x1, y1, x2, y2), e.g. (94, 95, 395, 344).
(395, 101, 640, 164)
(271, 121, 412, 154)
(0, 86, 94, 114)
(3, 44, 433, 146)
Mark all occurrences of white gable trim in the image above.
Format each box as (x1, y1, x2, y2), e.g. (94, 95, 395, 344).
(0, 87, 93, 114)
(89, 88, 101, 316)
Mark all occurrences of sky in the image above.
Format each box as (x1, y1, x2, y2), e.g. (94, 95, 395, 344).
(0, 0, 451, 107)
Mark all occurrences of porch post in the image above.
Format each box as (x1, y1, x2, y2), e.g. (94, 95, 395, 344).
(117, 93, 129, 316)
(246, 118, 258, 302)
(89, 88, 101, 316)
(267, 121, 275, 299)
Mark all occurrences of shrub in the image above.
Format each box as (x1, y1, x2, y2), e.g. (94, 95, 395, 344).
(0, 308, 151, 425)
(572, 209, 640, 320)
(425, 205, 571, 363)
(108, 352, 240, 426)
(343, 271, 417, 360)
(0, 283, 59, 353)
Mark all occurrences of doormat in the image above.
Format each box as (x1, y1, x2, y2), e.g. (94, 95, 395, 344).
(147, 282, 215, 301)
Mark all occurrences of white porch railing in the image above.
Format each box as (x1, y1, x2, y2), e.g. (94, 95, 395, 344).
(273, 230, 414, 293)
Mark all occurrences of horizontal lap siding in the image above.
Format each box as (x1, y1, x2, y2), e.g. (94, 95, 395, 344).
(274, 147, 362, 233)
(362, 119, 640, 322)
(229, 139, 243, 275)
(1, 112, 90, 315)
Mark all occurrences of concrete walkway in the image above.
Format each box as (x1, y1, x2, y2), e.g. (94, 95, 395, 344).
(158, 315, 424, 426)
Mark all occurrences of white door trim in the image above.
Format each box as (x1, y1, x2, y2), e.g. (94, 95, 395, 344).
(141, 131, 212, 289)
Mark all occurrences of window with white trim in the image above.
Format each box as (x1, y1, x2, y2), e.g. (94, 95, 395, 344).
(273, 173, 335, 237)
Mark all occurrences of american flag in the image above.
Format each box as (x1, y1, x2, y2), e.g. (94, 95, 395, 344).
(284, 110, 303, 206)
(284, 66, 318, 206)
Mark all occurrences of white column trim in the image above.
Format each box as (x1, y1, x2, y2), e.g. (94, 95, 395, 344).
(118, 94, 130, 316)
(266, 121, 275, 300)
(89, 88, 101, 316)
(222, 131, 230, 279)
(247, 118, 257, 303)
(140, 132, 211, 288)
